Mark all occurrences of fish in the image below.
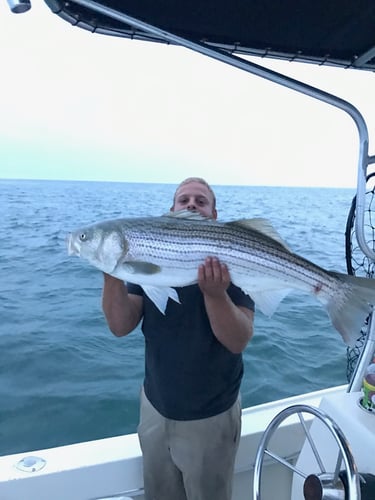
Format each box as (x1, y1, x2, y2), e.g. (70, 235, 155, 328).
(67, 210, 375, 346)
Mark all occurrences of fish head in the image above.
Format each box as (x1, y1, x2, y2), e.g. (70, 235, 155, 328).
(67, 221, 127, 275)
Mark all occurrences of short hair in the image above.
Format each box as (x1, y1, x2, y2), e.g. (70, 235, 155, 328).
(173, 177, 216, 208)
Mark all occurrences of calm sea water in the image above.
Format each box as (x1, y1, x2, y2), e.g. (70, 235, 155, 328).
(0, 179, 355, 456)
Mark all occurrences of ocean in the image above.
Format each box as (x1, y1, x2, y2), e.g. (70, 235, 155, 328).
(1, 179, 356, 457)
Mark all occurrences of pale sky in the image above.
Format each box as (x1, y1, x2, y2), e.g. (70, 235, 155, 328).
(1, 1, 375, 187)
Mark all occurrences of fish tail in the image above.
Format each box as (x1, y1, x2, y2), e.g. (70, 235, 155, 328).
(325, 271, 375, 346)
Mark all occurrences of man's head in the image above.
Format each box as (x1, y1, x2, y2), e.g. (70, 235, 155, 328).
(171, 177, 217, 219)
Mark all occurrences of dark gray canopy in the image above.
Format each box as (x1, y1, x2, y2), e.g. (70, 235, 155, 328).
(45, 0, 375, 71)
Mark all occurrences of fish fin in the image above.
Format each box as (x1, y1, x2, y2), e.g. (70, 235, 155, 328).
(163, 209, 212, 221)
(122, 262, 161, 275)
(227, 218, 291, 251)
(246, 288, 292, 317)
(324, 271, 375, 346)
(142, 286, 180, 314)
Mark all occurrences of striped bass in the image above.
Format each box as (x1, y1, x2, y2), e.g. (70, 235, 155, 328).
(67, 210, 375, 346)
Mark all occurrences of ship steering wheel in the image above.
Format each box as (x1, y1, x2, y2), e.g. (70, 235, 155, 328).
(253, 404, 361, 500)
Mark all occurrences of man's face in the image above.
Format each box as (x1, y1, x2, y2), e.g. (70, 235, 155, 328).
(172, 181, 217, 219)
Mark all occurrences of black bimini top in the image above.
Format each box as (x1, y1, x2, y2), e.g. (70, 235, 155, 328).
(45, 0, 375, 71)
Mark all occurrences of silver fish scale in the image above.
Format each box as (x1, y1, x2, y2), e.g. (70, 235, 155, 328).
(120, 217, 340, 298)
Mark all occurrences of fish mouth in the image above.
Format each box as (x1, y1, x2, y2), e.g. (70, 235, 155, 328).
(66, 233, 80, 256)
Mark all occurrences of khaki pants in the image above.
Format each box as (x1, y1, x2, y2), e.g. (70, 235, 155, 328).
(138, 389, 241, 500)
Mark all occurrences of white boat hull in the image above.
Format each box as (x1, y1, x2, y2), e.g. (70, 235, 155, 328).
(3, 384, 371, 500)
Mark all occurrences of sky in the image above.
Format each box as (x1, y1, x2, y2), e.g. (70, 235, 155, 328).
(1, 1, 375, 188)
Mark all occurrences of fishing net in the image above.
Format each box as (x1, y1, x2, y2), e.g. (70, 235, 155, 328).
(345, 172, 375, 380)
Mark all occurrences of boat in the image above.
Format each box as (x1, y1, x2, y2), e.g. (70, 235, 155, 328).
(2, 1, 375, 499)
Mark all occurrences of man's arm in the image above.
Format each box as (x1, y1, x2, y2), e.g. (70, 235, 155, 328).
(198, 257, 254, 354)
(102, 273, 143, 337)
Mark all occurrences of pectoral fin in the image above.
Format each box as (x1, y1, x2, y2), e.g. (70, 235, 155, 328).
(122, 261, 161, 275)
(142, 286, 180, 314)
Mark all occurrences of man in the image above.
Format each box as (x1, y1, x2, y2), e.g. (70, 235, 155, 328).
(102, 177, 254, 500)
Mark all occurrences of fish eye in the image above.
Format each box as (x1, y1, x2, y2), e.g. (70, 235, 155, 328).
(79, 232, 87, 241)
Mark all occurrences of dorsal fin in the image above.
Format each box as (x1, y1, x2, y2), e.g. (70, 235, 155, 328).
(227, 218, 291, 251)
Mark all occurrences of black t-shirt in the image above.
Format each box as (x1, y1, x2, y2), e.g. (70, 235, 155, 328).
(127, 282, 254, 420)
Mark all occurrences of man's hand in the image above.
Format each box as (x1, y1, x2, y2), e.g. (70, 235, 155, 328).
(198, 257, 231, 297)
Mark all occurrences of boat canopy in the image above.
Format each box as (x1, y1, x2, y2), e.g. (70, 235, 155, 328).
(44, 0, 375, 71)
